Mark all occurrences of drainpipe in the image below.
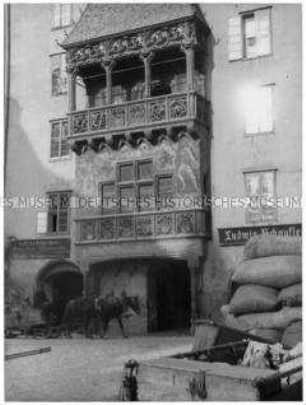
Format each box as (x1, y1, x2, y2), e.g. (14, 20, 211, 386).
(4, 4, 11, 193)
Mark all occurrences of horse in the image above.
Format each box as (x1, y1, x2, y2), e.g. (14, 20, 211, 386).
(96, 291, 140, 338)
(62, 296, 98, 338)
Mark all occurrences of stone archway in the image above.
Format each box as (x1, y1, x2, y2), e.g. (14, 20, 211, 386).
(87, 257, 191, 334)
(35, 260, 83, 323)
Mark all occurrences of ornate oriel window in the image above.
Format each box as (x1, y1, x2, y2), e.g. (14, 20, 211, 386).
(47, 191, 71, 234)
(50, 119, 70, 158)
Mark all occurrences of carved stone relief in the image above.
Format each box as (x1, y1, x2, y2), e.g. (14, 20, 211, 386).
(66, 20, 200, 70)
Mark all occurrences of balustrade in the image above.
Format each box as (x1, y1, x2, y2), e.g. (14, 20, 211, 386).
(69, 92, 206, 136)
(75, 208, 205, 243)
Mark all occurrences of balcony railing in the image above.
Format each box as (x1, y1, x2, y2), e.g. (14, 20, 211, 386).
(69, 92, 206, 137)
(75, 208, 205, 243)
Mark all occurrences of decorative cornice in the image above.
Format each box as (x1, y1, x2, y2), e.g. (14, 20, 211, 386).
(65, 20, 204, 71)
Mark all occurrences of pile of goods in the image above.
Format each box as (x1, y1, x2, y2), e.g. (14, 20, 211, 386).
(221, 234, 302, 348)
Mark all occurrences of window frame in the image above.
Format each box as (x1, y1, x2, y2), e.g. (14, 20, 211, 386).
(51, 4, 74, 30)
(244, 169, 277, 221)
(50, 53, 68, 97)
(244, 84, 274, 136)
(228, 6, 272, 62)
(46, 191, 71, 234)
(50, 119, 70, 160)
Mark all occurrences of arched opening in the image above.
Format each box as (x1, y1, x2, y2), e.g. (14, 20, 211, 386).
(111, 56, 145, 104)
(88, 258, 191, 334)
(150, 47, 187, 96)
(35, 261, 83, 323)
(79, 63, 107, 108)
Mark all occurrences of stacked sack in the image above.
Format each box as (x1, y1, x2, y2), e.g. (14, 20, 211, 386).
(221, 234, 302, 347)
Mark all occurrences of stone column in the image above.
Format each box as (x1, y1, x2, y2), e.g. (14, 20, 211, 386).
(102, 59, 115, 105)
(184, 45, 195, 93)
(141, 52, 154, 98)
(67, 67, 77, 112)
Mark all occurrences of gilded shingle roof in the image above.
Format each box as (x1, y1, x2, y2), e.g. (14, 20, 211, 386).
(64, 4, 204, 46)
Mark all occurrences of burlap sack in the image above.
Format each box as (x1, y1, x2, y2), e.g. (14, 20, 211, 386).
(220, 305, 249, 331)
(278, 284, 302, 308)
(244, 234, 302, 260)
(282, 321, 302, 349)
(237, 307, 302, 331)
(232, 256, 301, 289)
(228, 285, 278, 315)
(248, 328, 283, 343)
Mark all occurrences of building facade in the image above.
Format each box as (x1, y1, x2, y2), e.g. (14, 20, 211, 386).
(5, 4, 302, 332)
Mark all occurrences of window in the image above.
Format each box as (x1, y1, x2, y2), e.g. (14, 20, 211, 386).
(47, 191, 71, 234)
(51, 4, 72, 29)
(101, 159, 160, 213)
(243, 15, 256, 59)
(50, 120, 70, 158)
(245, 85, 274, 134)
(51, 54, 67, 96)
(244, 170, 277, 223)
(245, 171, 275, 198)
(228, 7, 272, 60)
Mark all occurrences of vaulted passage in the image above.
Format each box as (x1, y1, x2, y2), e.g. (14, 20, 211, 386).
(88, 258, 191, 334)
(35, 261, 83, 323)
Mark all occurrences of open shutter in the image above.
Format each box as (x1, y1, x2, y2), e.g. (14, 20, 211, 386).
(228, 16, 243, 60)
(37, 212, 48, 234)
(255, 8, 271, 56)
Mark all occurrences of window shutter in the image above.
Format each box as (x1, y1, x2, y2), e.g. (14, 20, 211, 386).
(255, 8, 271, 56)
(228, 16, 243, 60)
(37, 212, 48, 234)
(50, 122, 60, 158)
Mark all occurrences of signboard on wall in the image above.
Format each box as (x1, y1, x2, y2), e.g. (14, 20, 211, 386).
(218, 224, 302, 247)
(11, 238, 70, 259)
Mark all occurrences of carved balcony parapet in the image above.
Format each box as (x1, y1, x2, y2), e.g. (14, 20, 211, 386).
(64, 20, 205, 70)
(68, 92, 207, 144)
(75, 208, 206, 243)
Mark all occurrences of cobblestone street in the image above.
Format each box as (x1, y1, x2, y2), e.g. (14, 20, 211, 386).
(5, 333, 193, 401)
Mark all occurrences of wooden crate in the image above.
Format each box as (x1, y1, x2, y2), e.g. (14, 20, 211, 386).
(137, 357, 281, 401)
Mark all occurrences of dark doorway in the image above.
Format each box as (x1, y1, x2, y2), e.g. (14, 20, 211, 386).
(36, 262, 83, 324)
(47, 271, 83, 322)
(147, 260, 191, 332)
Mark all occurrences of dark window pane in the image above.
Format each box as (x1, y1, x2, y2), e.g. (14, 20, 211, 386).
(52, 68, 61, 95)
(48, 212, 58, 233)
(137, 160, 153, 180)
(51, 122, 60, 138)
(60, 139, 69, 156)
(58, 211, 68, 232)
(118, 163, 134, 182)
(51, 139, 60, 158)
